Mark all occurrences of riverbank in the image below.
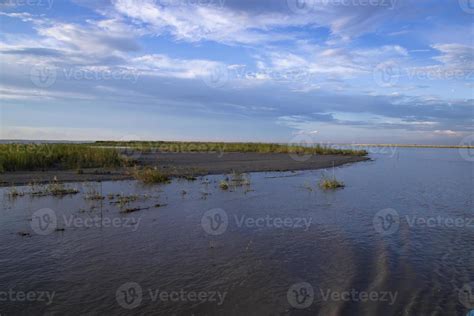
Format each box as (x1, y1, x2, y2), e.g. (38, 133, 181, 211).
(0, 152, 369, 187)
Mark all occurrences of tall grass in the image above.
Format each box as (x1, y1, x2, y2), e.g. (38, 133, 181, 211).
(94, 141, 368, 156)
(0, 144, 126, 172)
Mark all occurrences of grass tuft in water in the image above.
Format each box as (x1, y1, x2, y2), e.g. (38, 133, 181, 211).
(319, 177, 345, 190)
(219, 180, 229, 190)
(133, 167, 170, 184)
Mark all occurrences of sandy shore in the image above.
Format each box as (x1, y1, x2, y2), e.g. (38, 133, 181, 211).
(0, 152, 370, 186)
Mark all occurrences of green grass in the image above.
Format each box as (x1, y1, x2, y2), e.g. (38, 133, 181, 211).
(94, 141, 368, 156)
(0, 144, 127, 172)
(133, 167, 170, 184)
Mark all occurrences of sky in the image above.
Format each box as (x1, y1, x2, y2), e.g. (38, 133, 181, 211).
(0, 0, 473, 144)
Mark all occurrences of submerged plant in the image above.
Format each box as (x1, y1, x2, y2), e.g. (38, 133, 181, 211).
(7, 187, 25, 198)
(84, 183, 105, 200)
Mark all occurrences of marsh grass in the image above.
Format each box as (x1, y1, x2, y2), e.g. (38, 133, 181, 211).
(109, 194, 150, 208)
(45, 180, 80, 196)
(0, 144, 127, 172)
(133, 167, 170, 184)
(95, 141, 368, 156)
(7, 178, 80, 198)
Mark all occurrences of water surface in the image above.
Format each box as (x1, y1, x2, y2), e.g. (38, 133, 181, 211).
(0, 148, 473, 315)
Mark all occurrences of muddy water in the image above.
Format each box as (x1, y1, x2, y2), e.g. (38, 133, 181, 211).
(0, 148, 473, 315)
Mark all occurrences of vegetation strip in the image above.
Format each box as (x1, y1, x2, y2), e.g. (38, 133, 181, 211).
(94, 141, 368, 156)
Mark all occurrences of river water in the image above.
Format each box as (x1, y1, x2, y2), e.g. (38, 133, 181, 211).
(0, 148, 473, 315)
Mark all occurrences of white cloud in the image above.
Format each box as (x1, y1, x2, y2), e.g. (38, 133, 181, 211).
(131, 54, 224, 79)
(111, 0, 399, 45)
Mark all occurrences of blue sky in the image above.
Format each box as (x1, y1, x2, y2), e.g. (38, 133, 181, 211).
(0, 0, 472, 144)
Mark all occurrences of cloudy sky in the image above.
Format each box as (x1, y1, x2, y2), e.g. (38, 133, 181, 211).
(0, 0, 472, 144)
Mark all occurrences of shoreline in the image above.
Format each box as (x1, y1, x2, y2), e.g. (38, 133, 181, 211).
(0, 152, 370, 187)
